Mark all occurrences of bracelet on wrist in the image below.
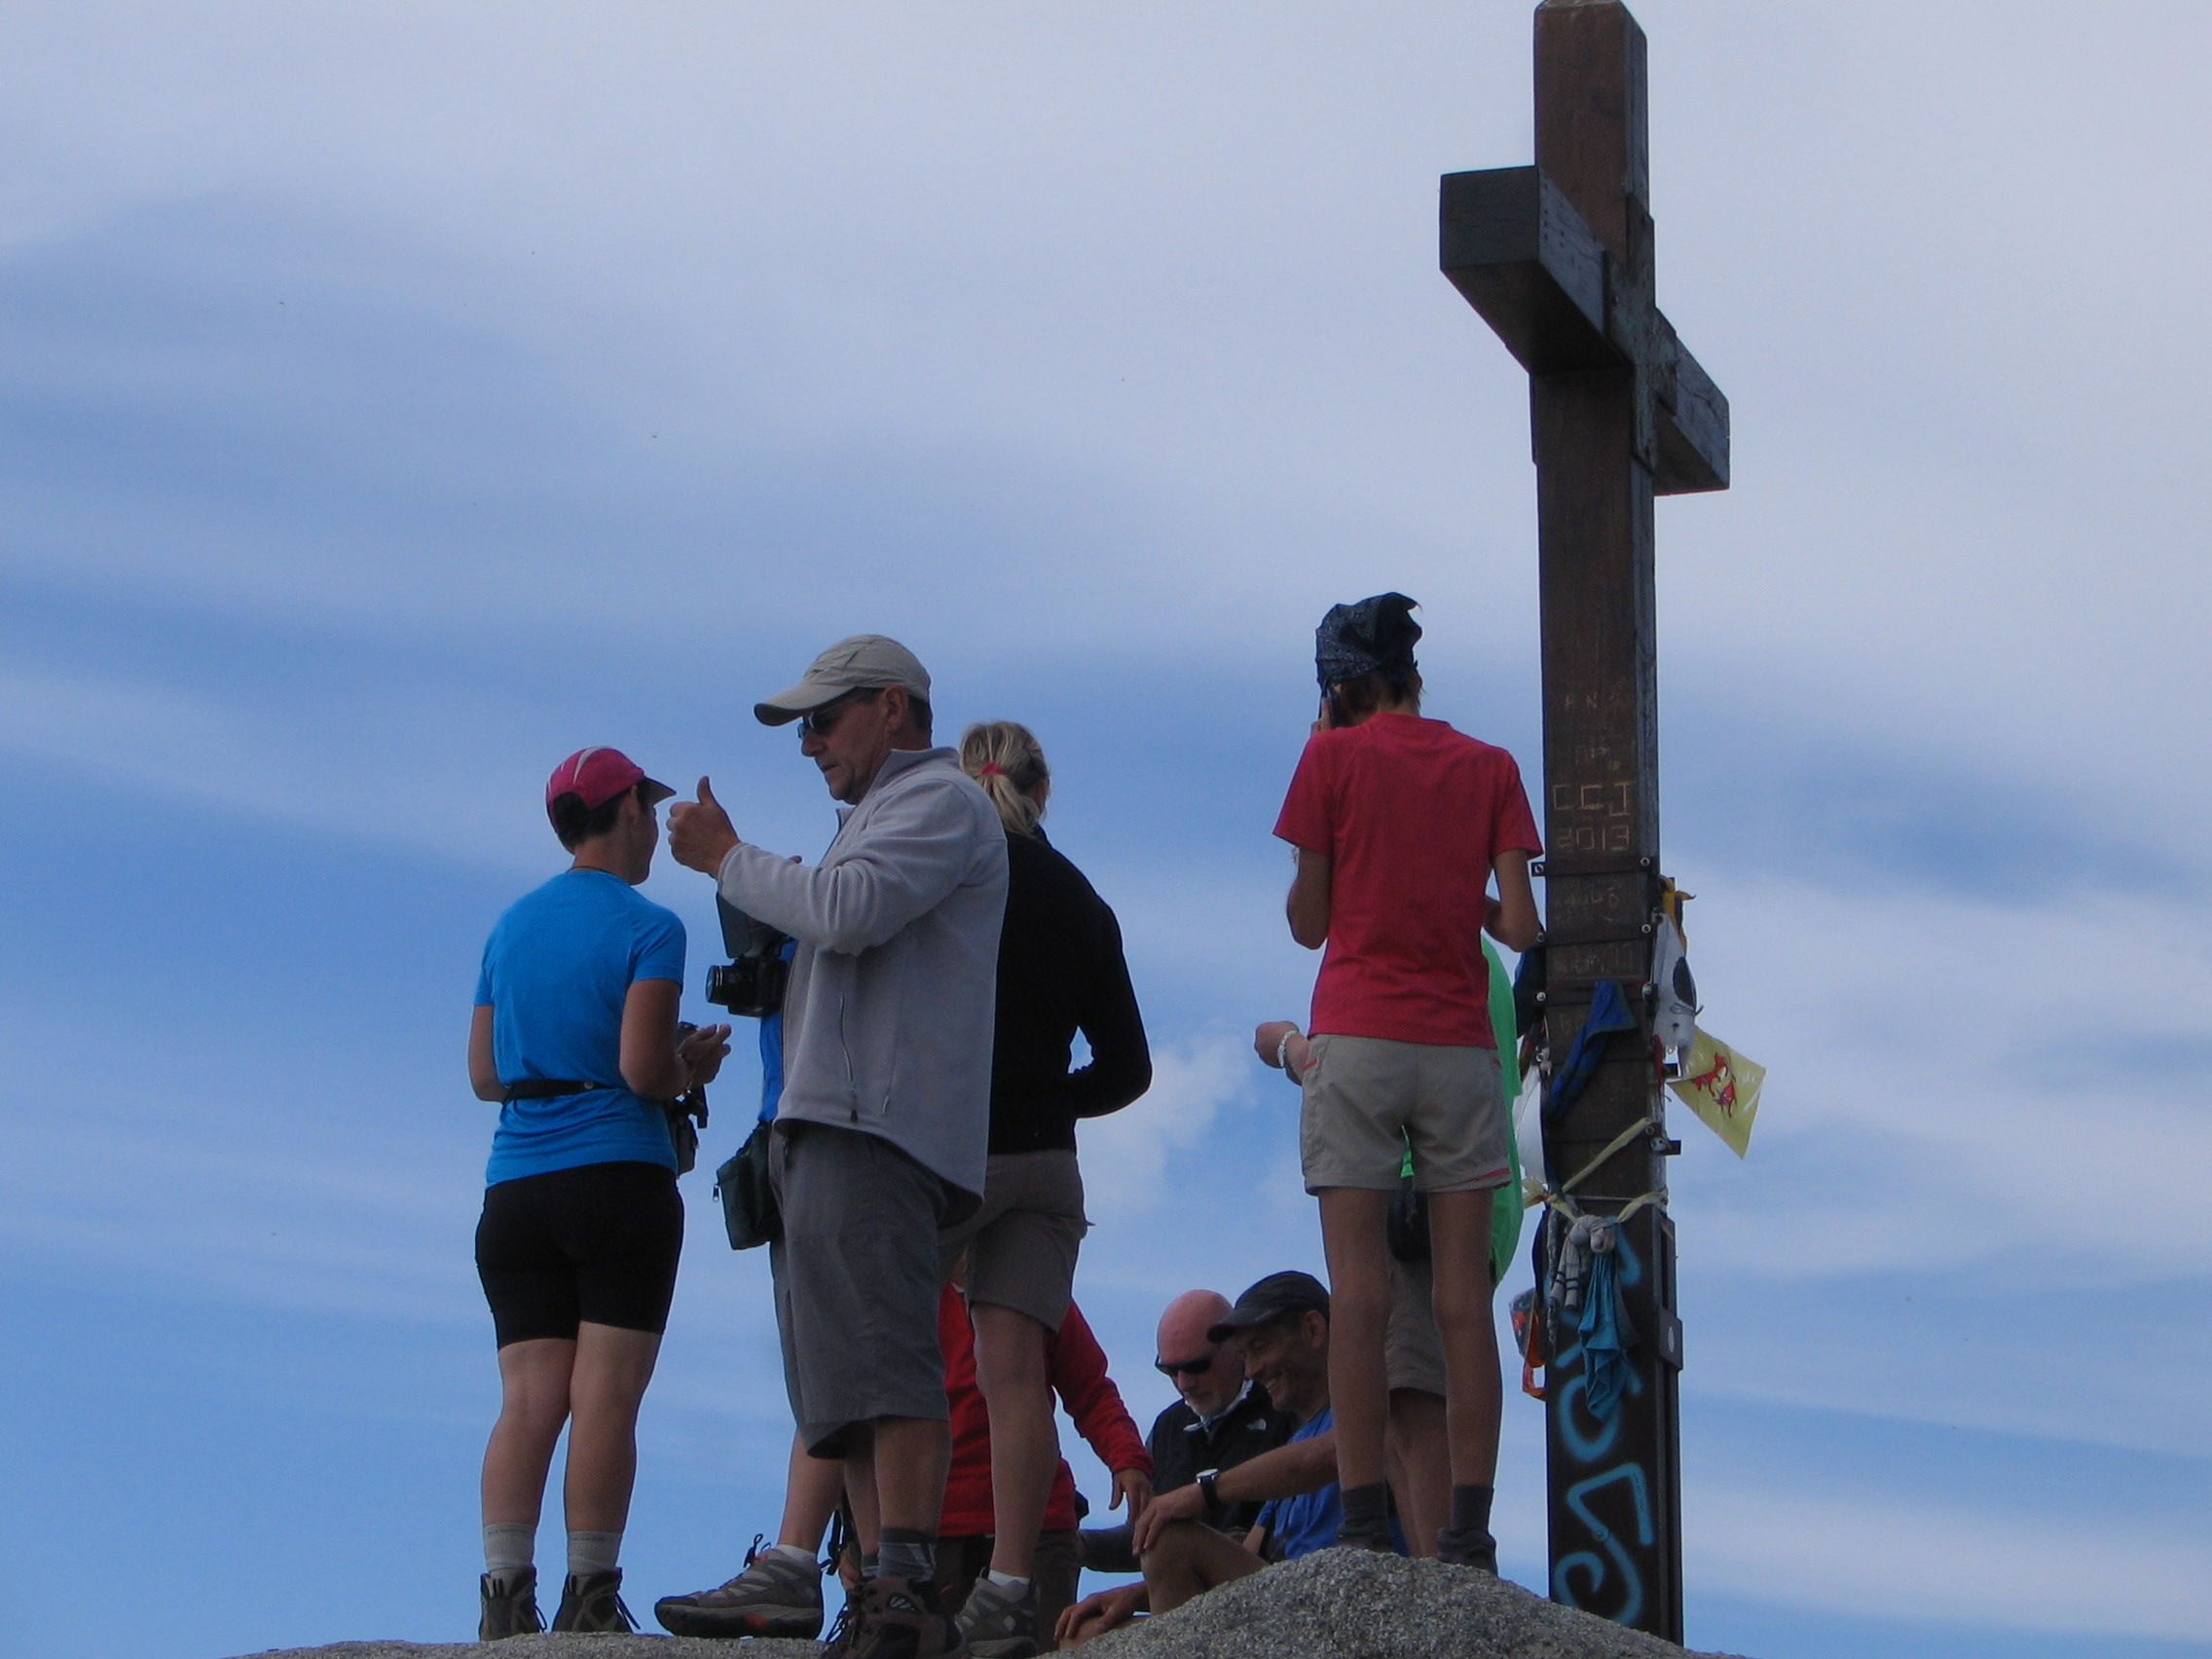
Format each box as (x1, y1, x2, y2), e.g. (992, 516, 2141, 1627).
(1275, 1029, 1304, 1081)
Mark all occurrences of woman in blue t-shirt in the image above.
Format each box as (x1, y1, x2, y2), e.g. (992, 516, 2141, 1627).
(466, 747, 730, 1639)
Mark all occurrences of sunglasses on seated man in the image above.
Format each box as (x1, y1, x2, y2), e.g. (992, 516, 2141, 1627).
(1155, 1346, 1222, 1380)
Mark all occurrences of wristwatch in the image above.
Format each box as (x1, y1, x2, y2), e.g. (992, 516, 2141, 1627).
(1196, 1468, 1224, 1519)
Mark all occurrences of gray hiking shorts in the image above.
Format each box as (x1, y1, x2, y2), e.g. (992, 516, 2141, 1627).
(770, 1122, 967, 1458)
(938, 1149, 1088, 1333)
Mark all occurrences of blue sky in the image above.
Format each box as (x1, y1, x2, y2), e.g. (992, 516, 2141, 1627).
(1, 4, 2207, 1656)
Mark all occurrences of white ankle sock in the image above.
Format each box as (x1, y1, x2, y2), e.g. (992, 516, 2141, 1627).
(985, 1570, 1030, 1592)
(767, 1543, 816, 1566)
(484, 1523, 535, 1577)
(568, 1530, 623, 1576)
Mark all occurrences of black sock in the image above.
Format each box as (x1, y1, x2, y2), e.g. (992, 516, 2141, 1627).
(1450, 1484, 1495, 1538)
(1338, 1482, 1392, 1541)
(877, 1527, 936, 1586)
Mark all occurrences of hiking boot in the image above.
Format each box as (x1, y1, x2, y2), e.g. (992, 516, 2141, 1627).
(844, 1574, 968, 1659)
(1437, 1526, 1498, 1574)
(478, 1567, 543, 1641)
(954, 1574, 1038, 1659)
(654, 1536, 826, 1639)
(820, 1592, 863, 1657)
(551, 1567, 637, 1633)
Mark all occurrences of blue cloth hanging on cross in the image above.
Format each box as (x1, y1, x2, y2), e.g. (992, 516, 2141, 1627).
(1545, 978, 1639, 1124)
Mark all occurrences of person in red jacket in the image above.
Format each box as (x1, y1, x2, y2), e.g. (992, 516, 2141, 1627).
(658, 1282, 1153, 1653)
(938, 1280, 1153, 1653)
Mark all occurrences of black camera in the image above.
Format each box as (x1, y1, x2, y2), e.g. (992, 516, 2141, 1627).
(705, 896, 792, 1018)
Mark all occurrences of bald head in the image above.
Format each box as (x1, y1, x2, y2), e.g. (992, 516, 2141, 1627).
(1158, 1290, 1230, 1354)
(1157, 1289, 1241, 1417)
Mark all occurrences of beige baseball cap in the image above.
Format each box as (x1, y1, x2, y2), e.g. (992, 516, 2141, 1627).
(754, 634, 933, 725)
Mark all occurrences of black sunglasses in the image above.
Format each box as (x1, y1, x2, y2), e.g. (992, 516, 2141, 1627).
(1155, 1349, 1220, 1380)
(799, 686, 882, 738)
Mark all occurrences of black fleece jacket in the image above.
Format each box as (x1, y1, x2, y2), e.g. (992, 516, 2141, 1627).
(987, 827, 1151, 1154)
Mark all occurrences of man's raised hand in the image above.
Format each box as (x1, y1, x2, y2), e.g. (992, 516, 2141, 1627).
(668, 776, 741, 875)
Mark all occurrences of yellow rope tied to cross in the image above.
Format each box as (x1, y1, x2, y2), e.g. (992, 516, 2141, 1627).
(1526, 1112, 1667, 1226)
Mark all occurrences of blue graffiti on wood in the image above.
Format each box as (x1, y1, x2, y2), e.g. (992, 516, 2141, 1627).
(1552, 1463, 1655, 1627)
(1549, 1224, 1654, 1626)
(1552, 1331, 1646, 1462)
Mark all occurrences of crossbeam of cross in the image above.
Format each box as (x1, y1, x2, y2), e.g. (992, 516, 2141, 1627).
(1444, 165, 1727, 495)
(1444, 16, 1726, 497)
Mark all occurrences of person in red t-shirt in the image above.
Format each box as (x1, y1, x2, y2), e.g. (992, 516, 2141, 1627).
(1266, 592, 1540, 1572)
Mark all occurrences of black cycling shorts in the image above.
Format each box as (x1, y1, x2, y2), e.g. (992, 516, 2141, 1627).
(475, 1161, 684, 1346)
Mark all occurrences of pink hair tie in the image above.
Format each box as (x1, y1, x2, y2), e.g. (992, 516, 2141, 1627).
(978, 762, 1006, 778)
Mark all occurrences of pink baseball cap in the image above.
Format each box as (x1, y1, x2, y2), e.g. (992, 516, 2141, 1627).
(544, 747, 676, 819)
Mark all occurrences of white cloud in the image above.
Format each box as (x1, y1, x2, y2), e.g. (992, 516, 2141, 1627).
(4, 0, 2205, 856)
(1662, 871, 2212, 1284)
(0, 1104, 483, 1326)
(1080, 1033, 1258, 1221)
(1686, 1484, 2212, 1641)
(1682, 1301, 2212, 1463)
(0, 660, 545, 869)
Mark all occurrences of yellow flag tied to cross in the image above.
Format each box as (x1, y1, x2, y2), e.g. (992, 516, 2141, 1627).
(1669, 1028, 1764, 1158)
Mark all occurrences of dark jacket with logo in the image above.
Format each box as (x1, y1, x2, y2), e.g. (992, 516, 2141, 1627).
(1079, 1383, 1298, 1570)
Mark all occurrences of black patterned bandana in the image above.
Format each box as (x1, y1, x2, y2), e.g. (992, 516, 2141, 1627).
(1315, 592, 1421, 690)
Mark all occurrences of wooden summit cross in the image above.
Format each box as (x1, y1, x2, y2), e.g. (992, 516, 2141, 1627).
(1440, 0, 1728, 1641)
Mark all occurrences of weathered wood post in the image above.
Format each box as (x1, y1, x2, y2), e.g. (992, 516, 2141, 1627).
(1439, 1, 1729, 1639)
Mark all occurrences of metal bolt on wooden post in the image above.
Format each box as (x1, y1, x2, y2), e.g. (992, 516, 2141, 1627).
(1438, 0, 1729, 1640)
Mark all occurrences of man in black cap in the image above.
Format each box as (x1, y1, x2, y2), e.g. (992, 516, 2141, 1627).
(1054, 1272, 1378, 1646)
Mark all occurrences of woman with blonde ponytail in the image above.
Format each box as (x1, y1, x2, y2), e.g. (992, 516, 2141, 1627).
(937, 719, 1153, 1653)
(961, 721, 1051, 837)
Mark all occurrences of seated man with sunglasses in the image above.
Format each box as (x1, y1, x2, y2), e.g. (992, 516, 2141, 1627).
(1059, 1272, 1382, 1648)
(1080, 1289, 1297, 1574)
(670, 635, 1008, 1659)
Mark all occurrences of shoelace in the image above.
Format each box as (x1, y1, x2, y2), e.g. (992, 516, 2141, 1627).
(567, 1576, 636, 1635)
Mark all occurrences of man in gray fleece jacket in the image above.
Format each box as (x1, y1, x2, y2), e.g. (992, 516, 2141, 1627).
(670, 635, 1006, 1659)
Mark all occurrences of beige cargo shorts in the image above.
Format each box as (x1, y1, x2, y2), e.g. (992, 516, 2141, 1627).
(1299, 1033, 1511, 1195)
